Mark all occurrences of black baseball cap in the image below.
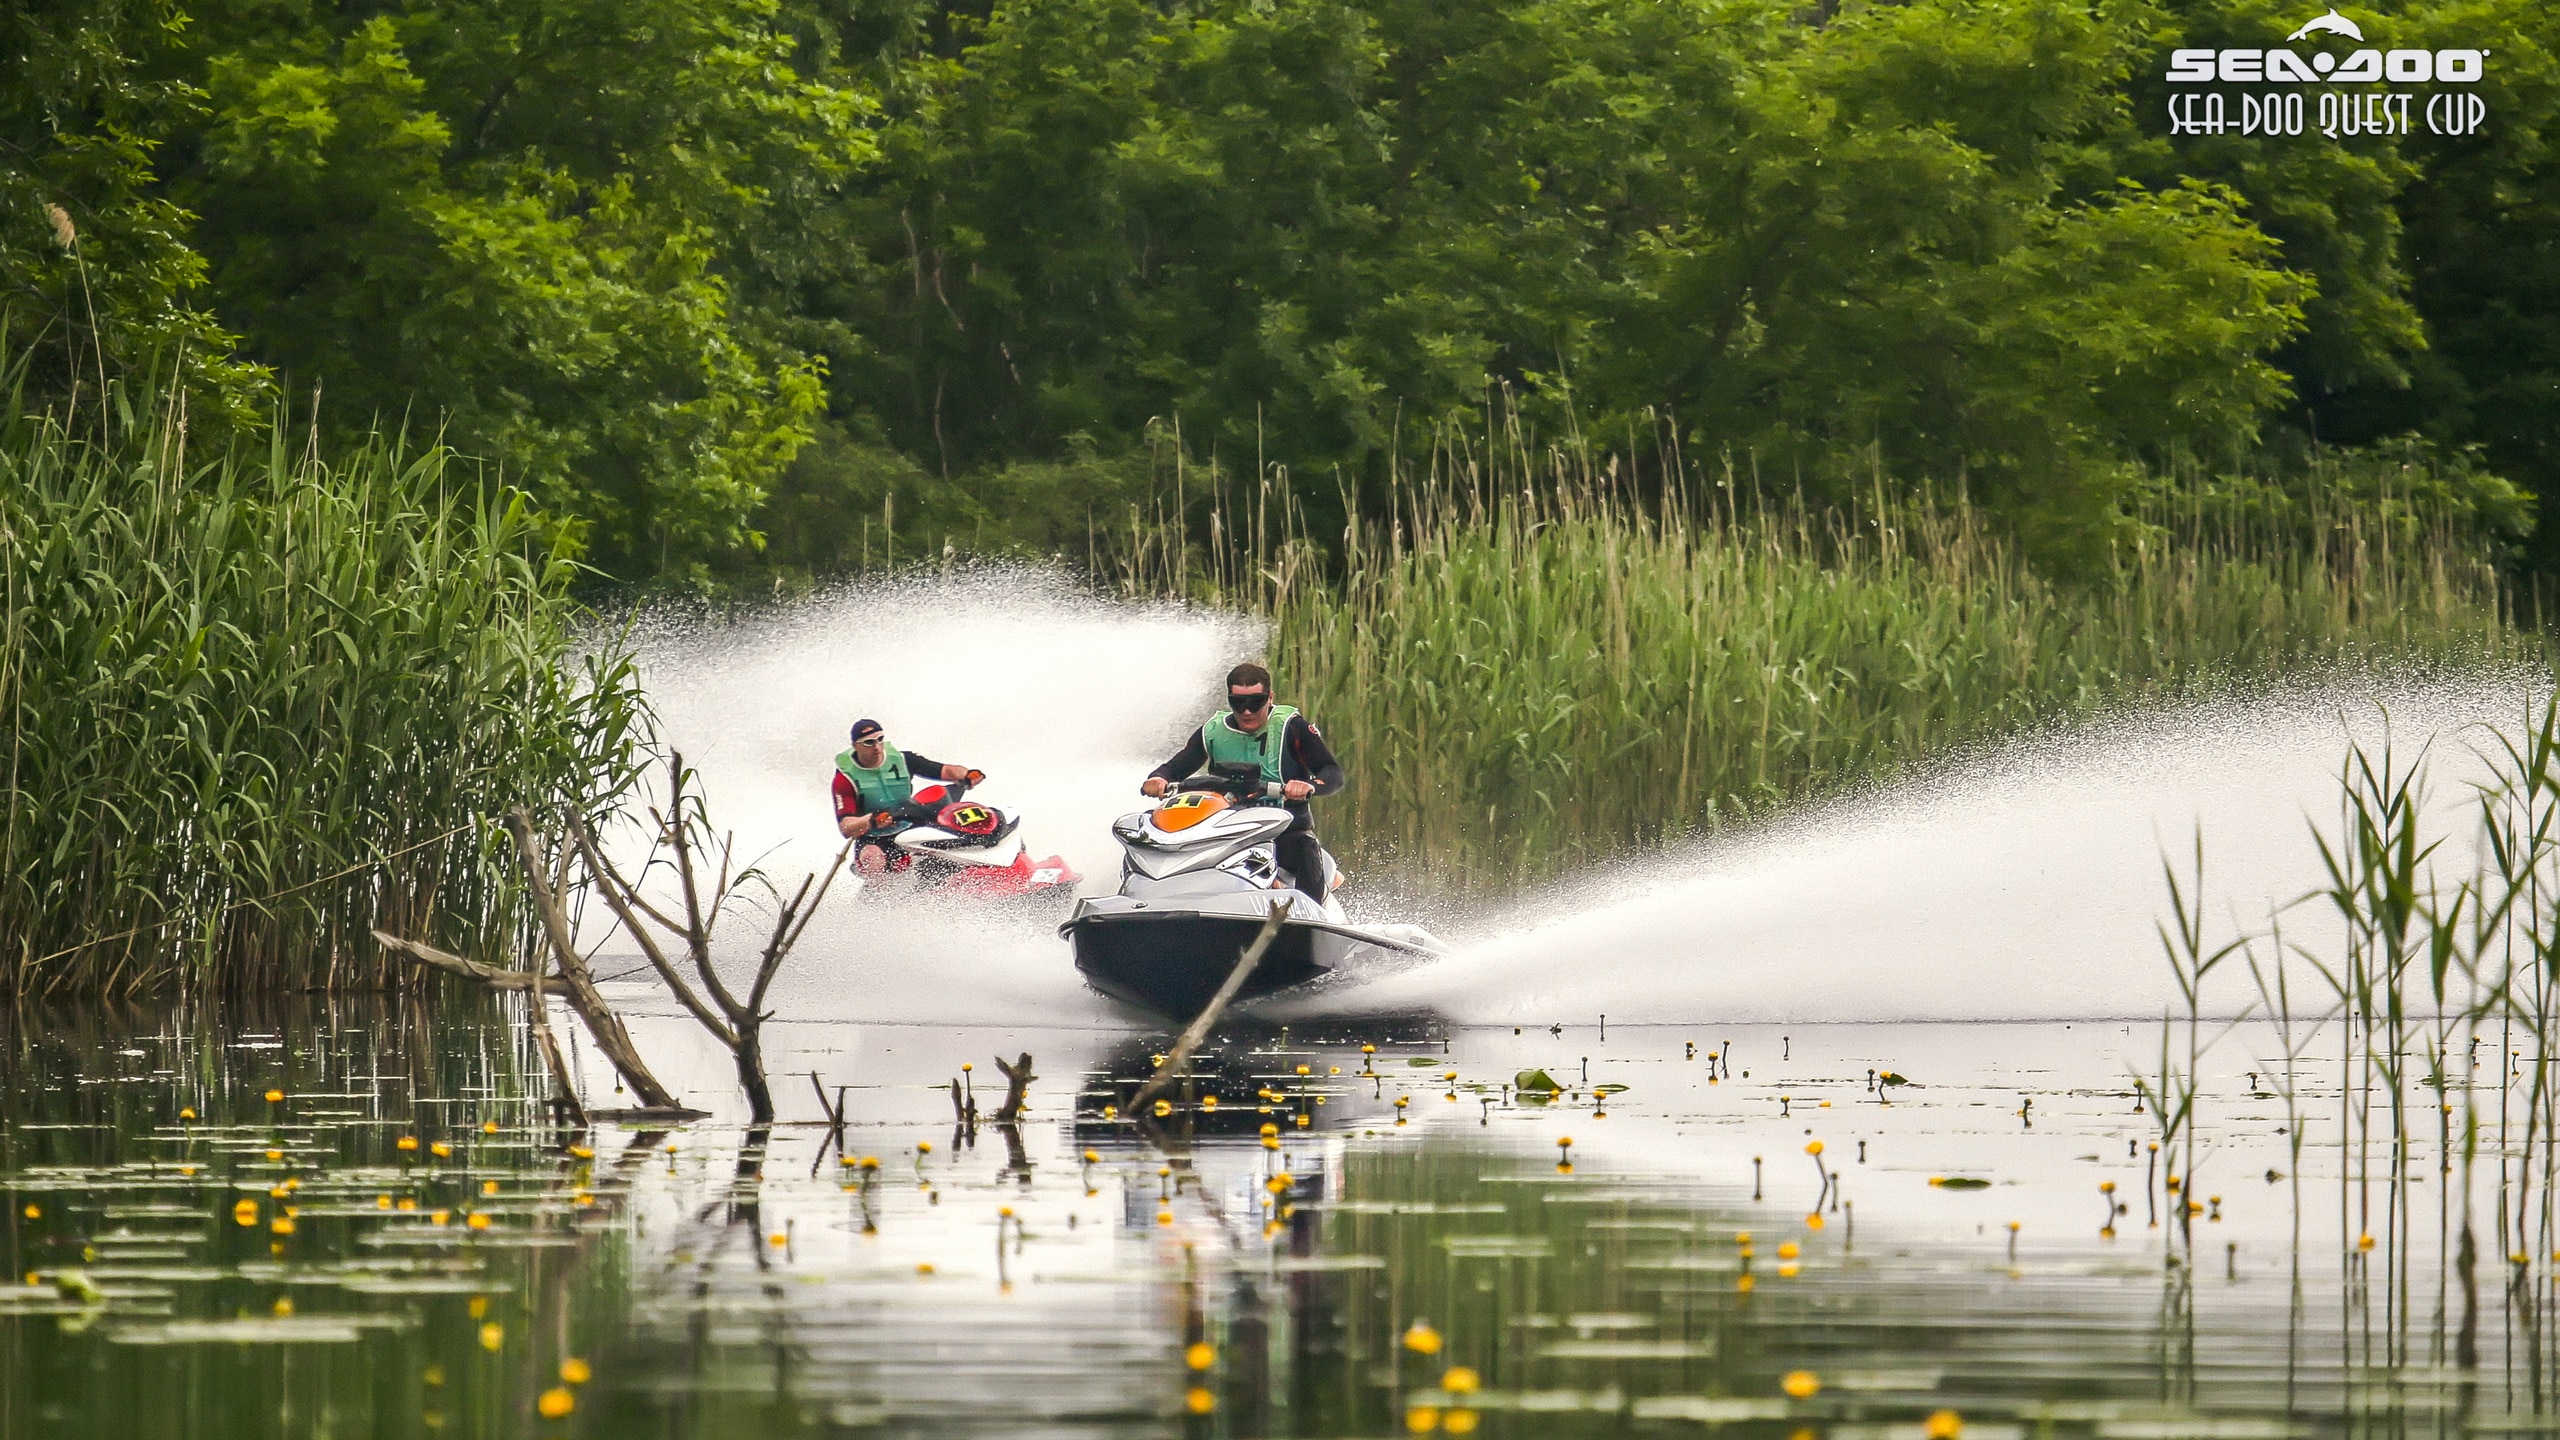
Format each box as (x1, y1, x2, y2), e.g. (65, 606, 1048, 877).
(850, 719, 885, 743)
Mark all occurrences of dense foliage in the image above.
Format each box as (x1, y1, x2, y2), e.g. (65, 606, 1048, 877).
(0, 380, 646, 995)
(4, 0, 2555, 576)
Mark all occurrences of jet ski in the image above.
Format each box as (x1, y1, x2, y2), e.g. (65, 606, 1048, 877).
(1061, 764, 1441, 1019)
(861, 778, 1078, 899)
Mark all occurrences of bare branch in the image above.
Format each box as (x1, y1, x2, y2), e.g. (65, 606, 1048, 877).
(568, 811, 736, 1050)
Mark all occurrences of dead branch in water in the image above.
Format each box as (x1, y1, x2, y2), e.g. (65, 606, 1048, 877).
(1130, 897, 1290, 1113)
(569, 751, 855, 1124)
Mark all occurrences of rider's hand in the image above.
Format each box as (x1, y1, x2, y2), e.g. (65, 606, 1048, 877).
(1283, 779, 1314, 801)
(1141, 777, 1169, 798)
(964, 768, 986, 786)
(871, 810, 896, 829)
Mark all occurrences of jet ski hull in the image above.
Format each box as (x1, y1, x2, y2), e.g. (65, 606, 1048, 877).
(1068, 911, 1334, 1020)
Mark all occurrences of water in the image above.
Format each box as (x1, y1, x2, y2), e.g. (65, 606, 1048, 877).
(10, 575, 2554, 1436)
(5, 999, 2551, 1437)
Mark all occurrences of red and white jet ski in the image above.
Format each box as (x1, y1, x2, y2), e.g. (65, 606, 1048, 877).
(861, 778, 1079, 899)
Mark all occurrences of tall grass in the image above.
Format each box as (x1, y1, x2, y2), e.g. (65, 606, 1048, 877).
(0, 379, 646, 996)
(1095, 420, 2530, 890)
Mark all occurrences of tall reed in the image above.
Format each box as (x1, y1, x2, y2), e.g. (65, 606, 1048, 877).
(1099, 418, 2527, 891)
(0, 378, 646, 996)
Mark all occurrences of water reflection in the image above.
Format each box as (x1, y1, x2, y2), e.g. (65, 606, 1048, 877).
(6, 1003, 2560, 1437)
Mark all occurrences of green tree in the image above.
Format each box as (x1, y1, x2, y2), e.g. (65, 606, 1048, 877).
(160, 0, 878, 575)
(1, 0, 259, 419)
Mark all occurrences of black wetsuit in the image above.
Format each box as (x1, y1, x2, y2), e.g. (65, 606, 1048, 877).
(1147, 713, 1344, 902)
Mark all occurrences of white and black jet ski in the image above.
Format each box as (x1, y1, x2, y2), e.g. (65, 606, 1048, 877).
(1061, 764, 1440, 1019)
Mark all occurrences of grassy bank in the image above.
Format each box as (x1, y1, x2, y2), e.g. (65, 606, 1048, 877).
(1118, 438, 2535, 892)
(0, 385, 645, 996)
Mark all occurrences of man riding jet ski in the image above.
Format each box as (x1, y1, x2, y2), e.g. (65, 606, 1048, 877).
(1139, 663, 1340, 901)
(1062, 664, 1438, 1019)
(832, 717, 1076, 897)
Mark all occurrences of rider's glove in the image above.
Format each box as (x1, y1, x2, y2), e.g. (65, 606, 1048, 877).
(870, 810, 895, 829)
(965, 768, 986, 785)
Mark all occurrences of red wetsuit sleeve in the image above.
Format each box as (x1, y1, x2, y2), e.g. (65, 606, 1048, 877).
(832, 770, 862, 820)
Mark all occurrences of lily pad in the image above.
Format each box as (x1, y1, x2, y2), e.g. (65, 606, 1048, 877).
(1515, 1069, 1563, 1094)
(1930, 1176, 1993, 1190)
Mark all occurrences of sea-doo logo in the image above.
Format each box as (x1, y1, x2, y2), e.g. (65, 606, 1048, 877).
(2286, 9, 2362, 43)
(2164, 9, 2489, 139)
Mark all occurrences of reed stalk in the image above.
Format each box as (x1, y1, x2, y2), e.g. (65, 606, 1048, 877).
(0, 368, 647, 995)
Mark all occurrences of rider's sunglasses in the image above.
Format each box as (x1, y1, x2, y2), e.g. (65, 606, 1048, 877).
(853, 734, 884, 749)
(1227, 691, 1271, 713)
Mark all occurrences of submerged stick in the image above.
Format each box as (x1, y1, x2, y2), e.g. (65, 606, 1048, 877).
(994, 1052, 1037, 1122)
(1131, 897, 1292, 1113)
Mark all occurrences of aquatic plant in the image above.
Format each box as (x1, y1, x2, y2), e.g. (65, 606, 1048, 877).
(1100, 414, 2527, 891)
(0, 371, 647, 995)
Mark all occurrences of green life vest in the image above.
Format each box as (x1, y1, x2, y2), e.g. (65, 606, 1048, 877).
(1200, 704, 1302, 784)
(836, 742, 914, 811)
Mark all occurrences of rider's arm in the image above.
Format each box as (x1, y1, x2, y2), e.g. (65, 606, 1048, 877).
(1288, 716, 1346, 797)
(1146, 731, 1209, 785)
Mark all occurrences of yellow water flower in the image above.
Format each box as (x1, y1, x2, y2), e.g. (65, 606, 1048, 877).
(559, 1358, 592, 1384)
(272, 1297, 293, 1317)
(1402, 1321, 1443, 1355)
(179, 1107, 196, 1122)
(1405, 1404, 1441, 1433)
(233, 1199, 258, 1227)
(478, 1322, 503, 1351)
(1442, 1366, 1480, 1394)
(1445, 1410, 1480, 1435)
(1926, 1410, 1964, 1439)
(1186, 1342, 1216, 1370)
(1186, 1387, 1216, 1415)
(1781, 1370, 1820, 1398)
(265, 1089, 284, 1103)
(396, 1136, 418, 1152)
(466, 1213, 492, 1231)
(1776, 1242, 1800, 1260)
(537, 1388, 574, 1419)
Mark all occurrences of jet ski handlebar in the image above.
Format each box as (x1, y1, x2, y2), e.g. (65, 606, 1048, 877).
(874, 776, 974, 827)
(1173, 773, 1286, 800)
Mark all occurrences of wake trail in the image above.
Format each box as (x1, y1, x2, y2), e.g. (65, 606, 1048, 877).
(1292, 671, 2545, 1026)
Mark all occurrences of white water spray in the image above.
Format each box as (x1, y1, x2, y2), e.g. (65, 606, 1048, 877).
(1317, 672, 2545, 1025)
(614, 568, 1255, 1024)
(618, 571, 2541, 1029)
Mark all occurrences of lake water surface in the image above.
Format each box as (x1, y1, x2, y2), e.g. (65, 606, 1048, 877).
(6, 997, 2550, 1439)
